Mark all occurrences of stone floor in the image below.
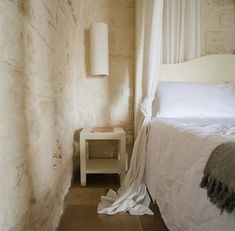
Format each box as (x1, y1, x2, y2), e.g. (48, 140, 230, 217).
(57, 174, 169, 231)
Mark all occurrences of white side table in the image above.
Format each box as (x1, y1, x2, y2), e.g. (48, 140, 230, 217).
(80, 127, 126, 186)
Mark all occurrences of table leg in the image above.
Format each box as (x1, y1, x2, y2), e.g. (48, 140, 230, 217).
(120, 136, 126, 185)
(80, 135, 86, 186)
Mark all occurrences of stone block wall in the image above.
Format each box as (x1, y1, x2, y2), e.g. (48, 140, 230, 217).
(202, 0, 235, 54)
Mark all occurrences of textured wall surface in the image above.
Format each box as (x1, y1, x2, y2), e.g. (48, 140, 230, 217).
(73, 0, 135, 160)
(0, 0, 234, 231)
(0, 0, 135, 230)
(0, 0, 79, 230)
(202, 0, 235, 54)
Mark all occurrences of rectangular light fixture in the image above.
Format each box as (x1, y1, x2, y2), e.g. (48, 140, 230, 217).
(90, 22, 109, 76)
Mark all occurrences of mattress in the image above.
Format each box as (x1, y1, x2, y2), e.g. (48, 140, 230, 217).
(145, 118, 235, 231)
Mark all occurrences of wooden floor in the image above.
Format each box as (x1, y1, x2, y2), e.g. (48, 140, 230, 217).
(58, 174, 169, 231)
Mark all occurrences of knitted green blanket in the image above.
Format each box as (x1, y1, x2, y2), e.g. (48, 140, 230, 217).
(200, 142, 235, 213)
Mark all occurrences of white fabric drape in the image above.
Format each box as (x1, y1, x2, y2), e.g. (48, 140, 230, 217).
(97, 0, 164, 215)
(161, 0, 201, 64)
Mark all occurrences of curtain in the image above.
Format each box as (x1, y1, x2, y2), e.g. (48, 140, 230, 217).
(97, 0, 201, 215)
(161, 0, 201, 64)
(97, 0, 164, 215)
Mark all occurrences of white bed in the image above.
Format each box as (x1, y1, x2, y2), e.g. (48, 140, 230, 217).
(146, 118, 235, 231)
(138, 54, 235, 230)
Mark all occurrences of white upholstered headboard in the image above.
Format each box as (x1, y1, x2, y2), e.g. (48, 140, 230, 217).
(134, 54, 235, 135)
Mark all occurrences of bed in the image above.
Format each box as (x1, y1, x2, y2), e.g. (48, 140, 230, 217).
(142, 54, 235, 231)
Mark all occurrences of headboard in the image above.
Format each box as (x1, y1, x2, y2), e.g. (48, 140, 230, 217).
(134, 54, 235, 135)
(159, 54, 235, 83)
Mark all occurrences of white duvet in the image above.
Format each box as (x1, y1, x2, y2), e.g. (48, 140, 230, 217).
(146, 118, 235, 231)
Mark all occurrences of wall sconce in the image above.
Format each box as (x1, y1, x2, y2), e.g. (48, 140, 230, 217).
(90, 22, 109, 76)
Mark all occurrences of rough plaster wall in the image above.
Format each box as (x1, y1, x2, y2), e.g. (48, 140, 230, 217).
(0, 0, 78, 230)
(0, 2, 30, 231)
(0, 1, 135, 229)
(73, 0, 135, 161)
(202, 0, 235, 54)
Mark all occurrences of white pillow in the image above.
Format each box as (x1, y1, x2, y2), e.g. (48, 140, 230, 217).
(154, 81, 235, 118)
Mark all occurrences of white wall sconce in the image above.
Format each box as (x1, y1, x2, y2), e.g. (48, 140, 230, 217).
(90, 22, 109, 76)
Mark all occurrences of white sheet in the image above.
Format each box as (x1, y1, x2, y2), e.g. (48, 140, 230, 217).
(146, 118, 235, 231)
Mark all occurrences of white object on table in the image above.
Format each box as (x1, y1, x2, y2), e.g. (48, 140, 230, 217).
(80, 127, 126, 186)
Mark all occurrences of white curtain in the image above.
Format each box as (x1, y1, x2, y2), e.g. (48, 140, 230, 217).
(97, 0, 201, 215)
(97, 0, 164, 215)
(161, 0, 201, 64)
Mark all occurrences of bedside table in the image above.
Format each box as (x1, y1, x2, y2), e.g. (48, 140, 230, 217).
(80, 127, 126, 186)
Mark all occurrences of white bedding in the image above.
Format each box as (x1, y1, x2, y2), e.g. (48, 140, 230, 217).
(146, 118, 235, 231)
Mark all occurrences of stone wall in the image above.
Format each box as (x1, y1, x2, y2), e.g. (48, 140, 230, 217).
(202, 0, 235, 54)
(0, 0, 79, 230)
(0, 1, 234, 231)
(0, 0, 135, 230)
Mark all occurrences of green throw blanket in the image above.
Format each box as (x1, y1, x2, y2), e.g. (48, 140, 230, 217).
(200, 142, 235, 213)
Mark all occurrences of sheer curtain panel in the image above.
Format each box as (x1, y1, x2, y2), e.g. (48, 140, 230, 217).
(161, 0, 201, 64)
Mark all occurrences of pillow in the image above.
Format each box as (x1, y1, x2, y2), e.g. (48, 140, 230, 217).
(154, 81, 235, 118)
